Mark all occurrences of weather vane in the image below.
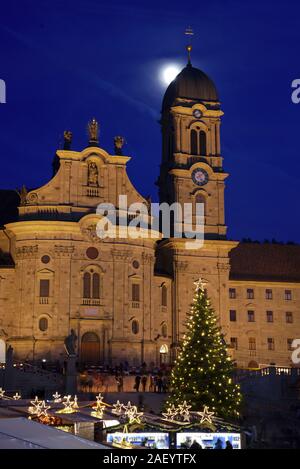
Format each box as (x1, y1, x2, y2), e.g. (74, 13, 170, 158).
(185, 26, 194, 65)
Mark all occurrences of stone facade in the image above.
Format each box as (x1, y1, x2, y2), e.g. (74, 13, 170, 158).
(0, 63, 299, 368)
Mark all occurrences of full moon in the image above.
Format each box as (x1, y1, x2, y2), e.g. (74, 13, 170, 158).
(161, 65, 180, 85)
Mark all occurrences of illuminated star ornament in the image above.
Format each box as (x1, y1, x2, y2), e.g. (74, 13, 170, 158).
(112, 400, 124, 415)
(198, 406, 215, 425)
(178, 401, 192, 422)
(0, 388, 5, 398)
(57, 395, 77, 414)
(28, 396, 42, 415)
(91, 393, 106, 419)
(125, 405, 143, 425)
(13, 392, 21, 400)
(162, 404, 178, 421)
(37, 401, 51, 417)
(194, 278, 207, 292)
(52, 392, 61, 403)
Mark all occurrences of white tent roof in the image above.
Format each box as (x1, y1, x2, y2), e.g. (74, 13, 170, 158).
(0, 418, 108, 449)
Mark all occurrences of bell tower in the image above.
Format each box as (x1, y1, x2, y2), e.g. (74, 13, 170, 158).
(157, 45, 228, 239)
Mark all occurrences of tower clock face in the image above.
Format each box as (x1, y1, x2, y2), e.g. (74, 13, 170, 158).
(193, 109, 202, 118)
(192, 168, 209, 186)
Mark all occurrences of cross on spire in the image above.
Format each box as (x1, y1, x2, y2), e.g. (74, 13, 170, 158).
(185, 26, 194, 65)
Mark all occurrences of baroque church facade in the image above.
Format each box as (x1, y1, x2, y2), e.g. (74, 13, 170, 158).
(1, 60, 300, 369)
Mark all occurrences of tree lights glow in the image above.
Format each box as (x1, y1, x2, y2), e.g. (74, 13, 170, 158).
(166, 278, 242, 420)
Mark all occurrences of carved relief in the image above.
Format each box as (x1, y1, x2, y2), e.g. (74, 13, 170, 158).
(54, 245, 75, 257)
(26, 192, 38, 204)
(16, 245, 38, 259)
(82, 224, 101, 243)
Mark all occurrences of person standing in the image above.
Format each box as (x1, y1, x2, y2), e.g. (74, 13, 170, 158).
(134, 374, 141, 392)
(141, 375, 147, 392)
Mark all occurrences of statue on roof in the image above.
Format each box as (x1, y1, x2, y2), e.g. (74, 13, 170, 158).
(114, 136, 125, 155)
(88, 118, 99, 145)
(63, 130, 72, 150)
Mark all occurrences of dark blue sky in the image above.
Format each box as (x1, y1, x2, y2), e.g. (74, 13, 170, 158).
(1, 0, 299, 242)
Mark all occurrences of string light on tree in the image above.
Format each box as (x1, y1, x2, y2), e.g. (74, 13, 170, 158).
(165, 277, 242, 420)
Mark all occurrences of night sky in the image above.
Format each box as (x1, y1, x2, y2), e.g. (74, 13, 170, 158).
(1, 0, 299, 242)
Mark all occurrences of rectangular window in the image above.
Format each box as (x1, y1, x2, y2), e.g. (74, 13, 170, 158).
(229, 288, 236, 299)
(230, 310, 237, 322)
(265, 289, 273, 300)
(248, 310, 255, 322)
(287, 339, 293, 351)
(249, 338, 256, 350)
(266, 311, 274, 323)
(230, 337, 238, 350)
(247, 289, 254, 299)
(285, 290, 292, 301)
(286, 312, 293, 324)
(267, 338, 275, 351)
(132, 284, 140, 302)
(39, 279, 50, 297)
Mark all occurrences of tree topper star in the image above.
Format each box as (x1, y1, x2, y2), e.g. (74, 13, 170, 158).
(194, 278, 207, 292)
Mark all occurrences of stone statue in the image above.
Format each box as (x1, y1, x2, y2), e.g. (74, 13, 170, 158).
(88, 162, 99, 186)
(17, 185, 28, 206)
(114, 136, 125, 155)
(64, 329, 77, 356)
(88, 118, 99, 144)
(63, 130, 72, 150)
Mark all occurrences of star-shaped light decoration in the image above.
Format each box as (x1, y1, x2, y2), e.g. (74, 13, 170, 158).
(198, 405, 215, 425)
(123, 401, 133, 414)
(57, 395, 76, 414)
(125, 405, 143, 425)
(178, 401, 192, 422)
(0, 388, 5, 399)
(37, 401, 51, 417)
(112, 400, 124, 415)
(194, 278, 207, 293)
(73, 395, 79, 409)
(52, 392, 61, 403)
(91, 393, 106, 419)
(13, 392, 21, 400)
(162, 404, 178, 421)
(28, 396, 42, 415)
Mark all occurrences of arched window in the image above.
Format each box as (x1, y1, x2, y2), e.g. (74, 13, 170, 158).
(199, 130, 207, 155)
(161, 323, 168, 338)
(161, 285, 167, 307)
(191, 129, 198, 155)
(132, 320, 139, 334)
(92, 273, 100, 299)
(39, 317, 48, 332)
(83, 272, 91, 298)
(195, 193, 206, 216)
(83, 269, 100, 299)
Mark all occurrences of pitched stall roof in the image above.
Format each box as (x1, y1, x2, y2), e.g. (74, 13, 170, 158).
(229, 243, 300, 282)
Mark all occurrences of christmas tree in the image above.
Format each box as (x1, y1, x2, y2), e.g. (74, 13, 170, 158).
(166, 278, 242, 420)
